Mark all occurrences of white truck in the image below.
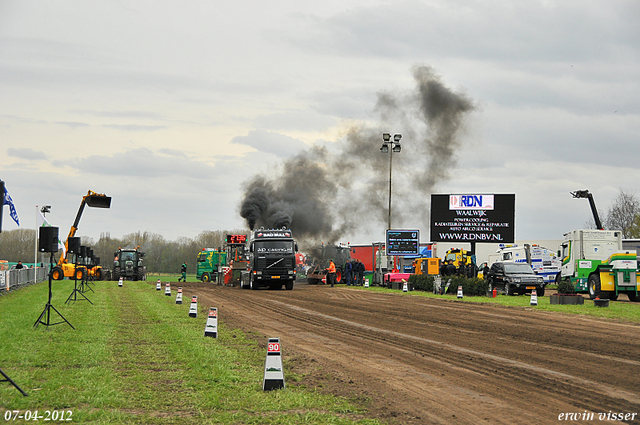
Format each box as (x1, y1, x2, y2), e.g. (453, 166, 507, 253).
(492, 244, 561, 284)
(561, 190, 640, 301)
(559, 229, 639, 301)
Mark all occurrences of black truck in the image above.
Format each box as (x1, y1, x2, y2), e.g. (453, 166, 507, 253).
(243, 228, 298, 290)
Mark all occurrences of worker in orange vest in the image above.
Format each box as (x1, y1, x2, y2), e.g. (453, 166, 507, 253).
(327, 260, 336, 287)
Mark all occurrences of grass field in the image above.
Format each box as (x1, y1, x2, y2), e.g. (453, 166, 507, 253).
(358, 285, 640, 323)
(0, 280, 378, 424)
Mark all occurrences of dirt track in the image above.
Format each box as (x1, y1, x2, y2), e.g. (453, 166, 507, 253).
(179, 281, 640, 424)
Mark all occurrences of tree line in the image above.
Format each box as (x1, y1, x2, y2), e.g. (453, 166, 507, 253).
(2, 188, 639, 270)
(0, 229, 248, 274)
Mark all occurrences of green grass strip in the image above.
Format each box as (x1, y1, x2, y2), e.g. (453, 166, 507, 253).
(357, 285, 640, 322)
(0, 280, 378, 424)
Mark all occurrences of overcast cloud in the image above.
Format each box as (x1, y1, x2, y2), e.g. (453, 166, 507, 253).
(1, 0, 639, 248)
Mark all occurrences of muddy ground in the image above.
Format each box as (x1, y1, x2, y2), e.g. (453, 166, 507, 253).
(176, 281, 640, 424)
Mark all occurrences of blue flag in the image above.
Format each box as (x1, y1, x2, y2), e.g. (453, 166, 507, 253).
(3, 185, 20, 226)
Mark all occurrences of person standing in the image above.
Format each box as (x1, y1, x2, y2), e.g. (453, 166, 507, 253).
(445, 260, 457, 276)
(15, 261, 24, 269)
(356, 259, 365, 286)
(178, 261, 187, 282)
(327, 260, 336, 287)
(345, 259, 352, 286)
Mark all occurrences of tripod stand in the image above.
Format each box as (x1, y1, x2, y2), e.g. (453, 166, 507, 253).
(80, 267, 95, 293)
(34, 253, 75, 330)
(65, 260, 92, 305)
(0, 367, 28, 396)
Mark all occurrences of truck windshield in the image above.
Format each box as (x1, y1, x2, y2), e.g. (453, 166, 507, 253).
(445, 253, 457, 262)
(504, 264, 534, 274)
(255, 241, 293, 254)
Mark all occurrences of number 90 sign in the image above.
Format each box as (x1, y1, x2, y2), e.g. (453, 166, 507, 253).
(268, 342, 280, 353)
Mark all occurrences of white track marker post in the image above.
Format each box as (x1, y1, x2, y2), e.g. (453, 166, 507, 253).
(402, 280, 408, 292)
(530, 289, 538, 306)
(156, 279, 161, 291)
(176, 287, 183, 304)
(189, 296, 198, 318)
(457, 285, 463, 299)
(204, 307, 218, 338)
(118, 277, 123, 287)
(165, 282, 171, 296)
(263, 337, 285, 391)
(364, 278, 369, 288)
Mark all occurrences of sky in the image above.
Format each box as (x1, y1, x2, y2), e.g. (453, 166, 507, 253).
(1, 0, 639, 247)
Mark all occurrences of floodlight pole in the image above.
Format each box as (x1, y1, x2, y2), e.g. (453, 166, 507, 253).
(380, 133, 402, 230)
(387, 141, 393, 230)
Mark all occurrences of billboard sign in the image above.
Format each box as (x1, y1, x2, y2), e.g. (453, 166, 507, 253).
(386, 230, 420, 255)
(430, 194, 515, 243)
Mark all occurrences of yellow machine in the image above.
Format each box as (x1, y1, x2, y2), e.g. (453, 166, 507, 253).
(51, 191, 111, 280)
(414, 257, 440, 275)
(443, 248, 473, 268)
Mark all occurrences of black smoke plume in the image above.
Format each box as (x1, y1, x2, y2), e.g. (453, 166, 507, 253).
(239, 66, 475, 248)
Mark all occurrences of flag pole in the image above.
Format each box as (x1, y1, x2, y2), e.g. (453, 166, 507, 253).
(34, 206, 38, 280)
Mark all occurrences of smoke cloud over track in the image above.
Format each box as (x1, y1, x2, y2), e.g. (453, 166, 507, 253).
(239, 66, 475, 248)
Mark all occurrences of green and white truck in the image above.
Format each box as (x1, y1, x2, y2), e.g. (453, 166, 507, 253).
(559, 229, 640, 301)
(561, 190, 639, 301)
(196, 249, 227, 282)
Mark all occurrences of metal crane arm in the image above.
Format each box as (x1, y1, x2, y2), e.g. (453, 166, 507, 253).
(571, 190, 603, 230)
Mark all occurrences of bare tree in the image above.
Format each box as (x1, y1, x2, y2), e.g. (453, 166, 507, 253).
(603, 189, 640, 238)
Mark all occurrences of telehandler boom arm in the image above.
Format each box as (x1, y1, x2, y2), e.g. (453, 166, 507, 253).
(571, 190, 603, 230)
(57, 191, 111, 267)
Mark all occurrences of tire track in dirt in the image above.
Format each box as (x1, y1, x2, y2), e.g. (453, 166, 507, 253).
(183, 282, 640, 424)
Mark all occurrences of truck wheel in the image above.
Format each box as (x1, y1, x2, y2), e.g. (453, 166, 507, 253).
(627, 292, 640, 302)
(250, 277, 258, 290)
(537, 287, 545, 297)
(609, 293, 618, 301)
(113, 267, 120, 282)
(285, 280, 294, 290)
(202, 273, 210, 282)
(504, 282, 512, 296)
(588, 274, 601, 299)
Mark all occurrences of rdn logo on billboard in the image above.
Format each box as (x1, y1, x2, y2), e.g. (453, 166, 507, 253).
(449, 195, 495, 210)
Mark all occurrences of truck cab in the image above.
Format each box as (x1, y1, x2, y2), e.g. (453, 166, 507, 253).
(245, 229, 298, 290)
(196, 249, 227, 282)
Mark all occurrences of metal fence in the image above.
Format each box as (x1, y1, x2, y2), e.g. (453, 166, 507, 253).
(0, 266, 49, 294)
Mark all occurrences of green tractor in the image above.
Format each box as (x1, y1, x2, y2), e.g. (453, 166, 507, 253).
(113, 247, 146, 281)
